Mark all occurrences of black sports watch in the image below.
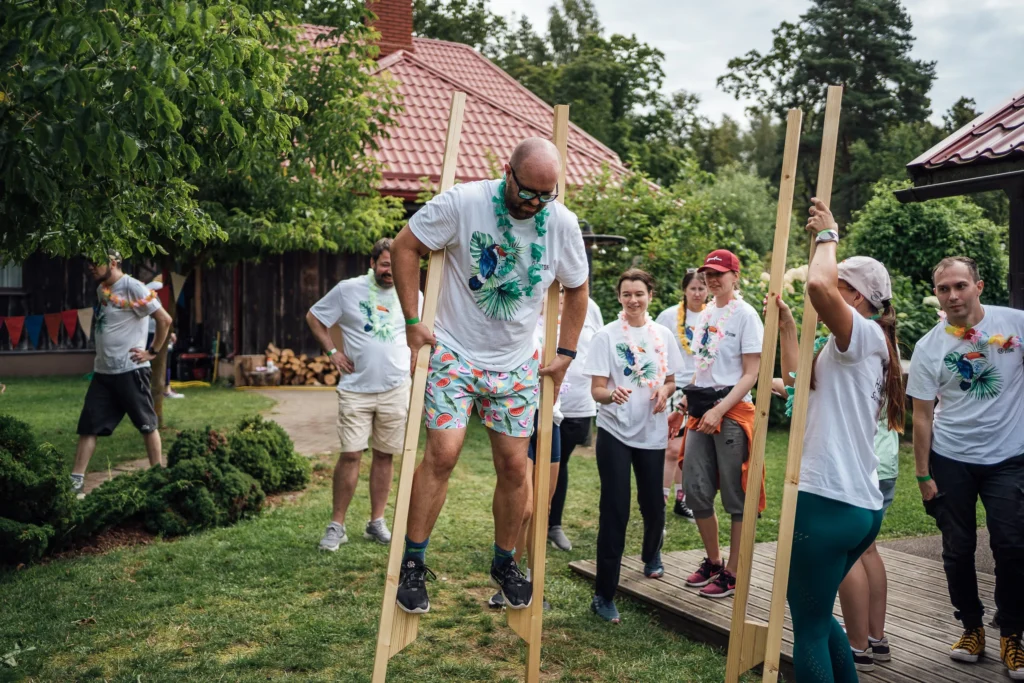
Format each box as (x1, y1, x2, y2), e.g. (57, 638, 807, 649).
(556, 347, 577, 360)
(148, 347, 159, 357)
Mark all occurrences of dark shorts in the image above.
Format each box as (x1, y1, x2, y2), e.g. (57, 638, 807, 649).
(528, 413, 562, 464)
(77, 369, 159, 436)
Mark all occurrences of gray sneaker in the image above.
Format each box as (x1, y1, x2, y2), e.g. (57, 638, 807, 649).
(363, 519, 392, 545)
(70, 474, 85, 499)
(319, 522, 348, 551)
(548, 525, 572, 551)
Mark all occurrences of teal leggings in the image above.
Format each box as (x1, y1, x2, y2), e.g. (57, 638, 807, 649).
(787, 491, 884, 682)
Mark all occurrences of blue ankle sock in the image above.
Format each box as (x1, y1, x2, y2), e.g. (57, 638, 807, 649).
(404, 536, 428, 563)
(493, 543, 515, 567)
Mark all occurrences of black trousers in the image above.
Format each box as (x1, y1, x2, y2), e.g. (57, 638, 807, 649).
(594, 428, 665, 601)
(549, 416, 592, 528)
(927, 450, 1024, 635)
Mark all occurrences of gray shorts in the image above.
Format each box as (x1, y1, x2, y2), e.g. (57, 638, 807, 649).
(683, 418, 748, 522)
(879, 477, 896, 513)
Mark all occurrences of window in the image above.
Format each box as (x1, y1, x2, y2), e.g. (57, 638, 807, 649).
(0, 263, 22, 290)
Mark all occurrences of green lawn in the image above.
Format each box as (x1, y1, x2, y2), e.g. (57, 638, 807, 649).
(0, 385, 943, 681)
(0, 376, 274, 472)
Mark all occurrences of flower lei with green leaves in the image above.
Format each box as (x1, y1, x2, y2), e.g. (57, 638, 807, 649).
(492, 178, 548, 297)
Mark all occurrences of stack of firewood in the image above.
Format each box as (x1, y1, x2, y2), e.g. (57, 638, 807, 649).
(265, 343, 339, 386)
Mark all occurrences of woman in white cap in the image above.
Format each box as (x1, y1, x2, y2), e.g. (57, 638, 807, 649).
(772, 198, 906, 682)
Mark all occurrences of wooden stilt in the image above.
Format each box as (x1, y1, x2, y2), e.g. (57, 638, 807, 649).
(761, 85, 844, 683)
(506, 103, 570, 682)
(724, 106, 804, 683)
(371, 91, 467, 683)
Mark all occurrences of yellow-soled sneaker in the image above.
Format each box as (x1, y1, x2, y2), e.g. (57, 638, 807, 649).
(1001, 633, 1024, 680)
(950, 626, 985, 663)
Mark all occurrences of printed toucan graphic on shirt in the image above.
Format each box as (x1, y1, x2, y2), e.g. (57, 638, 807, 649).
(468, 231, 526, 321)
(944, 343, 1002, 400)
(700, 324, 718, 347)
(615, 342, 657, 388)
(359, 300, 398, 343)
(468, 243, 508, 291)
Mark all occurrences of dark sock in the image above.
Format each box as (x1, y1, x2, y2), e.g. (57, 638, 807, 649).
(404, 536, 428, 563)
(492, 543, 515, 568)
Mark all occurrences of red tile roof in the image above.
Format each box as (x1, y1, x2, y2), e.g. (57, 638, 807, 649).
(909, 88, 1024, 171)
(297, 25, 630, 199)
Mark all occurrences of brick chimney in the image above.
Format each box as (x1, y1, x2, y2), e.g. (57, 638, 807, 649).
(368, 0, 414, 58)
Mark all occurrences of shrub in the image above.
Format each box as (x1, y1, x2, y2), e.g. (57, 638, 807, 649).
(230, 415, 310, 494)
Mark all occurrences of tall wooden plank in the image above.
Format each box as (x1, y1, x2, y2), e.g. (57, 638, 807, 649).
(761, 85, 843, 683)
(371, 91, 466, 683)
(725, 107, 804, 683)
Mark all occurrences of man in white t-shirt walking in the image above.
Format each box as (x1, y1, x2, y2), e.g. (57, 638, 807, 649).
(306, 239, 422, 551)
(390, 137, 590, 614)
(907, 256, 1024, 677)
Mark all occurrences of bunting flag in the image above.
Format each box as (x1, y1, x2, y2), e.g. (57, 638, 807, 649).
(44, 313, 63, 345)
(171, 272, 188, 306)
(61, 309, 79, 339)
(5, 316, 25, 347)
(25, 315, 44, 348)
(78, 307, 94, 341)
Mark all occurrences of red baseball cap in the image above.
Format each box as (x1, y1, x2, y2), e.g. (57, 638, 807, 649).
(698, 249, 741, 274)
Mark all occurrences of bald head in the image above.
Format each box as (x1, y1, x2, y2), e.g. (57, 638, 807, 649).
(503, 137, 562, 219)
(509, 137, 561, 175)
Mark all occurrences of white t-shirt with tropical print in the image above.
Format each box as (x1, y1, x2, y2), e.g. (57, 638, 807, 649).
(309, 273, 422, 394)
(409, 179, 589, 371)
(655, 304, 703, 384)
(584, 318, 686, 449)
(907, 305, 1024, 465)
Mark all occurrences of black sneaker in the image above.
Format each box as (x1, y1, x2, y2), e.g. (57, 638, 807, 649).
(869, 636, 891, 662)
(396, 558, 435, 614)
(673, 498, 696, 522)
(490, 556, 532, 610)
(852, 648, 874, 672)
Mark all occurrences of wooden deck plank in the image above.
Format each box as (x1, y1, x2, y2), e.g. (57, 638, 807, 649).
(570, 543, 1000, 683)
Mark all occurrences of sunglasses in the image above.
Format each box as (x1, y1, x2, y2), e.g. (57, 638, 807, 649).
(509, 166, 558, 203)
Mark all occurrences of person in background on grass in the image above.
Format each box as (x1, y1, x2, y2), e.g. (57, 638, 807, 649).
(305, 238, 422, 552)
(680, 249, 764, 599)
(907, 255, 1024, 679)
(390, 137, 589, 614)
(655, 268, 707, 522)
(585, 268, 684, 623)
(547, 288, 603, 552)
(773, 199, 905, 682)
(146, 277, 183, 400)
(72, 249, 171, 495)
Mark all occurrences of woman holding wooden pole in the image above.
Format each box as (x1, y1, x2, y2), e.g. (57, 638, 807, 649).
(772, 198, 905, 682)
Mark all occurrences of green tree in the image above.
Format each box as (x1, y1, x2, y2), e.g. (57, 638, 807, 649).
(719, 0, 936, 218)
(693, 164, 779, 256)
(547, 0, 602, 63)
(844, 180, 1009, 304)
(943, 96, 979, 133)
(848, 121, 942, 201)
(412, 0, 507, 52)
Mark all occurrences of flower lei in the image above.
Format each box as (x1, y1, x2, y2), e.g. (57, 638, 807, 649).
(492, 178, 548, 297)
(367, 269, 401, 328)
(693, 299, 740, 371)
(783, 335, 831, 417)
(938, 310, 1022, 350)
(677, 303, 705, 356)
(619, 312, 668, 389)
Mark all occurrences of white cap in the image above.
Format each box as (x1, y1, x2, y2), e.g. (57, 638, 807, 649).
(838, 256, 891, 309)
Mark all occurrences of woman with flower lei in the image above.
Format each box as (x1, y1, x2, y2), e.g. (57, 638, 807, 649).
(583, 268, 685, 623)
(655, 269, 707, 520)
(678, 248, 764, 600)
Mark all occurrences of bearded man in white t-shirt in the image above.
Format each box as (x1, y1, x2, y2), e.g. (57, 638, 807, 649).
(389, 138, 590, 614)
(907, 256, 1024, 676)
(306, 239, 422, 552)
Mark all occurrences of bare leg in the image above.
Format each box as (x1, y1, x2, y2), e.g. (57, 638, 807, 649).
(839, 557, 870, 651)
(406, 428, 467, 543)
(663, 440, 678, 494)
(488, 430, 530, 552)
(330, 451, 363, 525)
(862, 543, 888, 639)
(73, 435, 97, 475)
(368, 449, 394, 520)
(695, 514, 723, 565)
(143, 430, 163, 468)
(515, 461, 559, 563)
(726, 520, 742, 574)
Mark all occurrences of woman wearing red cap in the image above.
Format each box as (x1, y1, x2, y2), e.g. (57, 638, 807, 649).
(772, 198, 905, 681)
(679, 248, 764, 599)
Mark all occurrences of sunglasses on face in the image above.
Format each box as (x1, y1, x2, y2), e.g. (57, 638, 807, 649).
(509, 166, 558, 203)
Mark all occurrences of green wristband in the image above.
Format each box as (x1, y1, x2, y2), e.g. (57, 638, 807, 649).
(405, 317, 420, 326)
(915, 474, 932, 483)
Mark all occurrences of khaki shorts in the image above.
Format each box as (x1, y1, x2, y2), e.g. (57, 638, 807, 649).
(336, 380, 411, 454)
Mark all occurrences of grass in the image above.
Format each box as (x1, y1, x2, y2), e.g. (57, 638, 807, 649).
(0, 376, 274, 471)
(0, 382, 948, 681)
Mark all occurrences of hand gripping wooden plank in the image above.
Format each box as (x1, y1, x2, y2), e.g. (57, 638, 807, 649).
(505, 103, 570, 683)
(371, 91, 466, 683)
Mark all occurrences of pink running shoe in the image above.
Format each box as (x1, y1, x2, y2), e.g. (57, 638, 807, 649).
(699, 568, 736, 598)
(685, 557, 724, 587)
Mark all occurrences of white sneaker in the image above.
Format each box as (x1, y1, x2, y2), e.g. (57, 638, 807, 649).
(165, 391, 185, 399)
(364, 519, 392, 545)
(319, 522, 348, 551)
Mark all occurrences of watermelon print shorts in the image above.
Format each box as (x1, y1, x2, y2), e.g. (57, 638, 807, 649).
(424, 342, 540, 437)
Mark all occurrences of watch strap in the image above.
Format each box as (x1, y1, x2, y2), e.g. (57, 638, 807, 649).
(556, 347, 577, 359)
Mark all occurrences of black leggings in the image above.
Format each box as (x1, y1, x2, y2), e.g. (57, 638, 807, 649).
(548, 416, 591, 527)
(594, 428, 665, 601)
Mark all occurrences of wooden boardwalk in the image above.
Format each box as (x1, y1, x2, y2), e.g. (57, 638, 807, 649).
(569, 543, 1000, 682)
